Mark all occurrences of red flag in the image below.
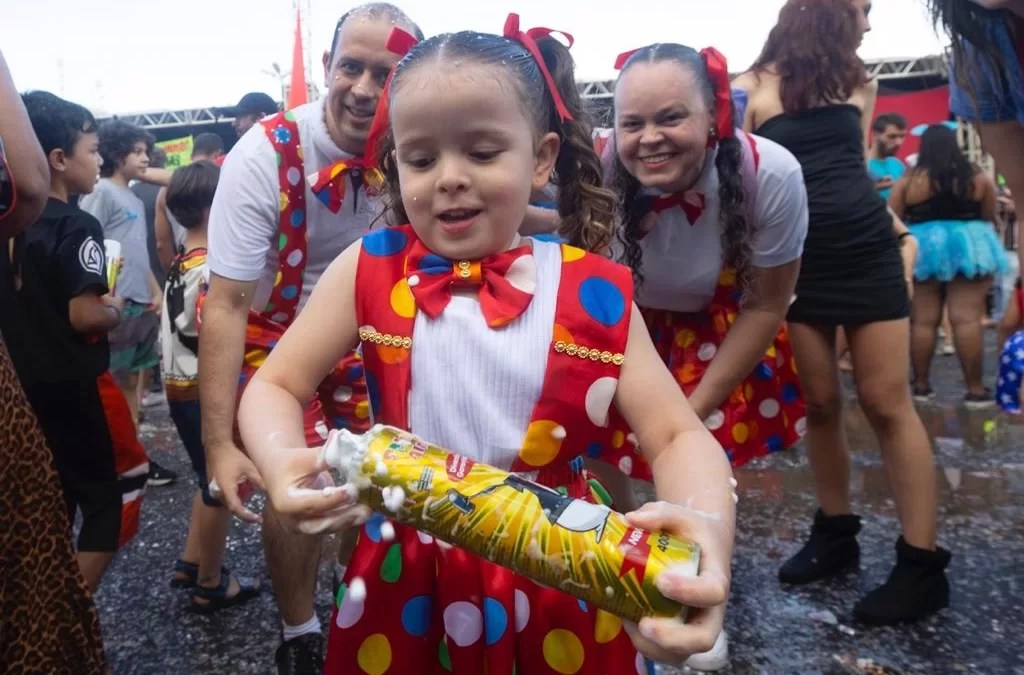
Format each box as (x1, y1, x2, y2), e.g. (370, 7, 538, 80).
(287, 8, 308, 110)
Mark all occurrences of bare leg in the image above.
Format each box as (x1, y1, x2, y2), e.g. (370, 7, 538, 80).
(910, 281, 943, 390)
(848, 319, 937, 549)
(77, 551, 116, 593)
(978, 121, 1024, 277)
(788, 323, 850, 516)
(263, 503, 321, 625)
(947, 276, 993, 396)
(118, 371, 141, 431)
(941, 304, 955, 352)
(836, 327, 853, 372)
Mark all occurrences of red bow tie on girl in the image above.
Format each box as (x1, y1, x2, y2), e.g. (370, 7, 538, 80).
(651, 191, 706, 223)
(405, 239, 537, 328)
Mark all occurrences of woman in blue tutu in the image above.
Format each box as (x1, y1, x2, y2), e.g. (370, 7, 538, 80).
(889, 123, 1007, 406)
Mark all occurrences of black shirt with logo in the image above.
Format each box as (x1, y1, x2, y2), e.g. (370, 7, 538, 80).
(0, 198, 110, 384)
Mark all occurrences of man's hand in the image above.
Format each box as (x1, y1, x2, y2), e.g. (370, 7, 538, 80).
(874, 176, 895, 192)
(207, 440, 266, 523)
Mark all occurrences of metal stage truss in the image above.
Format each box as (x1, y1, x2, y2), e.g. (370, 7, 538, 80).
(99, 55, 948, 131)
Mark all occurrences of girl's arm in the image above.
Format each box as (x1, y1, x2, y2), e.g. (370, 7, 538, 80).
(613, 302, 735, 662)
(978, 173, 999, 224)
(888, 175, 910, 220)
(859, 79, 880, 161)
(686, 260, 800, 420)
(237, 242, 368, 526)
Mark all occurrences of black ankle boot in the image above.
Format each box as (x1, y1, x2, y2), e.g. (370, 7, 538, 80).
(778, 509, 861, 584)
(853, 536, 951, 626)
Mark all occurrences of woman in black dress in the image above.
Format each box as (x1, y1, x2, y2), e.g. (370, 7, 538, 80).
(733, 0, 949, 626)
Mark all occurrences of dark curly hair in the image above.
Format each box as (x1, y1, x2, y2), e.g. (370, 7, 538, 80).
(750, 0, 869, 115)
(97, 120, 153, 178)
(613, 44, 752, 292)
(375, 30, 616, 253)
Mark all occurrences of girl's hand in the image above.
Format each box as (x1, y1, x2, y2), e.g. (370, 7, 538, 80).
(263, 444, 372, 536)
(621, 501, 731, 665)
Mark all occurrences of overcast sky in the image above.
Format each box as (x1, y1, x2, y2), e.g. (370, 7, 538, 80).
(1, 0, 947, 116)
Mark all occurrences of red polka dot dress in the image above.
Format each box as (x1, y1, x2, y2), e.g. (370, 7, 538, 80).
(326, 225, 655, 675)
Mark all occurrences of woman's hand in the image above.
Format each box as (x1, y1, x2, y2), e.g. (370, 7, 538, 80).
(900, 235, 918, 300)
(621, 501, 731, 665)
(262, 442, 372, 536)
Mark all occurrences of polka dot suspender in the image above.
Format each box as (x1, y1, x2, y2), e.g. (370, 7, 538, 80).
(260, 111, 308, 324)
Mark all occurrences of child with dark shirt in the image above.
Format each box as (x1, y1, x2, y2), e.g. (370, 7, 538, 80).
(0, 91, 148, 591)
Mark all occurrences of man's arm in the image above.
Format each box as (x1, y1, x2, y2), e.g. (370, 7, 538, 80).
(154, 187, 175, 273)
(198, 134, 278, 520)
(0, 49, 48, 239)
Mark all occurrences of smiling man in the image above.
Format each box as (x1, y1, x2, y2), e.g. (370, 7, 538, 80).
(198, 4, 423, 673)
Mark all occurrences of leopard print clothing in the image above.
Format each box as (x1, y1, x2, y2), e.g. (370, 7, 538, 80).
(0, 337, 107, 674)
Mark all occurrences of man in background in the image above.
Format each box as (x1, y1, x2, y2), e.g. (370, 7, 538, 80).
(869, 113, 908, 200)
(218, 92, 279, 139)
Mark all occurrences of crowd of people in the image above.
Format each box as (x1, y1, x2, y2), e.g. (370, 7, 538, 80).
(2, 0, 1024, 674)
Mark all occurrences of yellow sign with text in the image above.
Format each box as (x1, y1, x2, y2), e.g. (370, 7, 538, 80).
(155, 136, 194, 170)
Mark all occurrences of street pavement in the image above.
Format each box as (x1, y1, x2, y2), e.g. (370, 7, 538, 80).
(94, 336, 1024, 675)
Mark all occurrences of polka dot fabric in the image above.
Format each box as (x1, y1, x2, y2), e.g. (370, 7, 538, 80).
(604, 268, 806, 477)
(336, 225, 648, 674)
(194, 112, 368, 439)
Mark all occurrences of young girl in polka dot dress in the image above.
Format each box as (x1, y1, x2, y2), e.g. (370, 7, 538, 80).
(238, 17, 736, 675)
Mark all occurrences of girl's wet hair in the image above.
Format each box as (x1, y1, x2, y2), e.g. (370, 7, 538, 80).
(613, 44, 752, 292)
(375, 30, 616, 253)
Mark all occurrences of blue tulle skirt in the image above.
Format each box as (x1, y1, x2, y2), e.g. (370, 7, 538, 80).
(910, 219, 1008, 282)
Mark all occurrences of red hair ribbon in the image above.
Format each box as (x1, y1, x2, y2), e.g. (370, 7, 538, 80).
(614, 48, 641, 71)
(364, 27, 420, 166)
(503, 13, 575, 123)
(699, 47, 734, 144)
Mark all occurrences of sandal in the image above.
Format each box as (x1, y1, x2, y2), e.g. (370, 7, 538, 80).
(170, 559, 230, 589)
(170, 559, 199, 588)
(189, 569, 261, 615)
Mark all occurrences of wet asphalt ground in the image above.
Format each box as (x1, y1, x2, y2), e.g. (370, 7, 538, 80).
(93, 335, 1023, 675)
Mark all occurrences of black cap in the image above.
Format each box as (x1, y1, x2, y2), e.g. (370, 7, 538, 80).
(217, 92, 280, 118)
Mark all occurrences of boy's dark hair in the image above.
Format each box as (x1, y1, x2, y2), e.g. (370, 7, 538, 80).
(872, 113, 907, 134)
(166, 160, 219, 229)
(379, 30, 615, 253)
(98, 120, 154, 177)
(192, 132, 224, 159)
(328, 3, 424, 65)
(21, 90, 97, 157)
(149, 146, 167, 169)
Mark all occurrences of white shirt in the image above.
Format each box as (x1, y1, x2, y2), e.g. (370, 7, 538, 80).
(406, 239, 561, 470)
(613, 135, 808, 312)
(207, 100, 379, 312)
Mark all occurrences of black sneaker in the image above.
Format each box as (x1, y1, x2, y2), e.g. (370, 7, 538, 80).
(147, 460, 178, 487)
(912, 384, 935, 403)
(779, 508, 861, 584)
(275, 633, 324, 675)
(853, 536, 951, 625)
